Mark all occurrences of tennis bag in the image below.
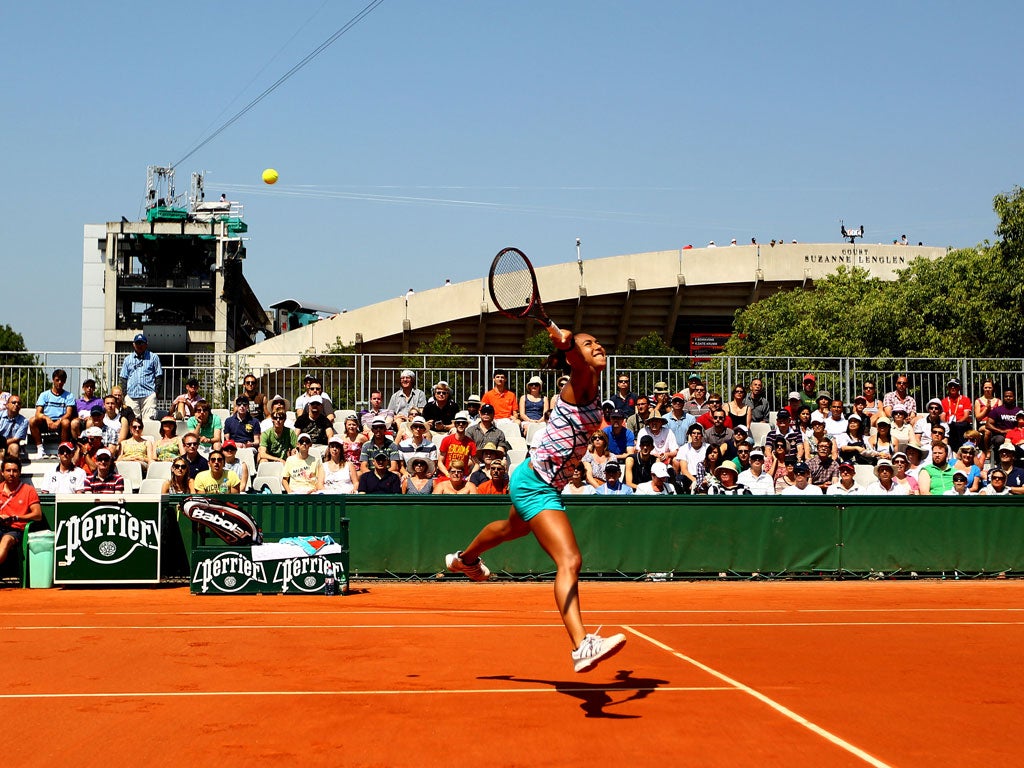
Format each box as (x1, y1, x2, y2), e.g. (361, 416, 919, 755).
(181, 496, 263, 545)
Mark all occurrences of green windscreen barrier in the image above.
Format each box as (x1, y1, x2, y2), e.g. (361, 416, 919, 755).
(343, 496, 843, 576)
(35, 495, 1024, 580)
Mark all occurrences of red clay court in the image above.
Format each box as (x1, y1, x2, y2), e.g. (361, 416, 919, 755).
(6, 580, 1024, 767)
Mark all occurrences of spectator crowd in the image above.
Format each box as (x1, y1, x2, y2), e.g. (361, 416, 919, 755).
(2, 356, 1022, 499)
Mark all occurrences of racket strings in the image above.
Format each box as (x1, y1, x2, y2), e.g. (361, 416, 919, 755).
(491, 252, 535, 312)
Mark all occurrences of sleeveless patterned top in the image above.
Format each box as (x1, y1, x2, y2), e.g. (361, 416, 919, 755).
(531, 395, 603, 491)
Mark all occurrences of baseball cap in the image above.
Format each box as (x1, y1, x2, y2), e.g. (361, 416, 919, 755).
(810, 411, 826, 424)
(803, 373, 816, 382)
(848, 413, 863, 422)
(221, 440, 237, 450)
(328, 434, 344, 446)
(687, 373, 701, 382)
(411, 415, 426, 426)
(733, 424, 748, 434)
(297, 432, 312, 443)
(610, 409, 625, 419)
(83, 426, 103, 438)
(793, 462, 810, 474)
(874, 458, 894, 475)
(602, 399, 616, 409)
(133, 333, 148, 343)
(605, 460, 621, 472)
(479, 404, 495, 415)
(839, 461, 855, 472)
(947, 378, 962, 387)
(999, 444, 1016, 454)
(953, 471, 969, 482)
(853, 395, 867, 404)
(90, 405, 104, 415)
(788, 391, 801, 401)
(235, 395, 249, 406)
(306, 394, 323, 404)
(776, 409, 791, 420)
(749, 447, 765, 459)
(58, 441, 75, 452)
(370, 417, 387, 428)
(373, 452, 389, 462)
(95, 447, 112, 459)
(926, 398, 943, 408)
(671, 392, 687, 403)
(651, 462, 670, 478)
(638, 434, 654, 447)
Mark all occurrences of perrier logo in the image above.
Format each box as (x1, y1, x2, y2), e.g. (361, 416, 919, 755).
(55, 502, 160, 566)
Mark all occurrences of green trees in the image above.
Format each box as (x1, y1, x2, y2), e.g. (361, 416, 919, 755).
(722, 186, 1024, 362)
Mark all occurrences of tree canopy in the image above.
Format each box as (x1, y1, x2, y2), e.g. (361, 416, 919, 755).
(721, 186, 1024, 362)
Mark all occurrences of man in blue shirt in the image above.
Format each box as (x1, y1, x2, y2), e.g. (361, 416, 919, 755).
(595, 460, 633, 495)
(603, 410, 635, 461)
(119, 334, 163, 422)
(28, 369, 76, 458)
(0, 394, 29, 461)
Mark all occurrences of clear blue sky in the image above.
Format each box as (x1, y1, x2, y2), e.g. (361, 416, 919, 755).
(3, 1, 1021, 350)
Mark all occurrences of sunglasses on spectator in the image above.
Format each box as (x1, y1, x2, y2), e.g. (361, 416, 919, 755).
(173, 463, 187, 470)
(272, 415, 285, 421)
(58, 448, 74, 455)
(223, 446, 237, 451)
(209, 458, 224, 463)
(184, 441, 198, 447)
(97, 457, 112, 462)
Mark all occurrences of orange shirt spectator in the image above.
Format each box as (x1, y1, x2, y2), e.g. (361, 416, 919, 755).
(482, 371, 518, 420)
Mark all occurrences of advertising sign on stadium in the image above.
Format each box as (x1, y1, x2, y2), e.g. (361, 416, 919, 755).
(690, 332, 732, 361)
(53, 498, 162, 584)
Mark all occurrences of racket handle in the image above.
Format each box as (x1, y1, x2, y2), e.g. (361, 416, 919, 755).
(547, 320, 560, 334)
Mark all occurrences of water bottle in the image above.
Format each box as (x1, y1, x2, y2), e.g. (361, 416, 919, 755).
(324, 563, 337, 596)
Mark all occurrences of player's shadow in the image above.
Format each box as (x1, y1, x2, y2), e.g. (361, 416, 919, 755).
(479, 669, 669, 719)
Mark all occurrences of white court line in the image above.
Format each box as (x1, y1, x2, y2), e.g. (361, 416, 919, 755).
(8, 606, 1024, 619)
(0, 685, 733, 701)
(8, 620, 1024, 631)
(623, 625, 894, 768)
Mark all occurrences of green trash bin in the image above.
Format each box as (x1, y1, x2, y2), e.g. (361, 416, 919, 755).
(27, 531, 55, 589)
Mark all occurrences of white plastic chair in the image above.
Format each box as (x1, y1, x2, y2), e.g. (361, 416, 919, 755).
(138, 478, 166, 495)
(146, 461, 173, 481)
(116, 461, 144, 493)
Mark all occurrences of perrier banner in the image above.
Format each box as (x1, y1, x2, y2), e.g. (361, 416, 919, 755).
(53, 496, 162, 584)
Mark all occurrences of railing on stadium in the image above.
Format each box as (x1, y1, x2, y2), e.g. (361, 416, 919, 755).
(1, 350, 1023, 413)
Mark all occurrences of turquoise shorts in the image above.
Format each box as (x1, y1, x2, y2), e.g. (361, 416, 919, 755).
(510, 461, 565, 522)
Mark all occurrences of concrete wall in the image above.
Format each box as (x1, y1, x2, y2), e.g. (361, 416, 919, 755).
(244, 242, 944, 361)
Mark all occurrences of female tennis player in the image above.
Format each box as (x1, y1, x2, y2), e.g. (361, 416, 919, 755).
(445, 326, 626, 672)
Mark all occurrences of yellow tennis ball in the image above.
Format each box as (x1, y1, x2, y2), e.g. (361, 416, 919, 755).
(262, 168, 279, 185)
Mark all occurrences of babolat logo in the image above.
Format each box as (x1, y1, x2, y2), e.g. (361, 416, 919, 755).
(55, 503, 160, 566)
(193, 551, 268, 593)
(273, 556, 341, 593)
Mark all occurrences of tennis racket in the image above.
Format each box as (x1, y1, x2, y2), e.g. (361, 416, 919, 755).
(488, 247, 561, 332)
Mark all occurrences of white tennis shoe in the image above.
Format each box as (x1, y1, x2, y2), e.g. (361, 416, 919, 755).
(445, 551, 492, 581)
(572, 628, 626, 673)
